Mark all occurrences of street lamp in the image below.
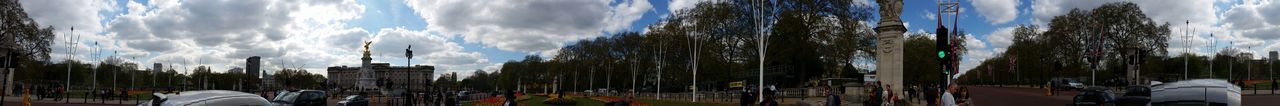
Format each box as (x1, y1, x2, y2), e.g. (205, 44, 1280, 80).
(405, 45, 413, 106)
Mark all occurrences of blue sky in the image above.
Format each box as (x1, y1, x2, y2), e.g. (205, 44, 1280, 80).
(19, 0, 1280, 79)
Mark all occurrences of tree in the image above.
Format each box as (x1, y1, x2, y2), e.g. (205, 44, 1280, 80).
(1, 0, 55, 62)
(960, 2, 1170, 85)
(460, 69, 494, 91)
(273, 69, 325, 89)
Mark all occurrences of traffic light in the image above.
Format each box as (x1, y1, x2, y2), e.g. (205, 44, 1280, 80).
(937, 26, 950, 75)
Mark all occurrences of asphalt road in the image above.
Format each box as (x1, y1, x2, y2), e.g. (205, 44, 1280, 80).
(968, 86, 1280, 106)
(967, 86, 1076, 106)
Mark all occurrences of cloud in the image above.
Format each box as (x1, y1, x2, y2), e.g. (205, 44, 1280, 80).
(87, 0, 369, 75)
(668, 0, 711, 13)
(971, 0, 1019, 24)
(985, 26, 1017, 50)
(19, 0, 115, 35)
(922, 10, 937, 21)
(405, 0, 652, 54)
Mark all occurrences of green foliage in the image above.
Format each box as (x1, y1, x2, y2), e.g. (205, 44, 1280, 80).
(488, 0, 877, 91)
(1, 0, 56, 62)
(459, 69, 495, 91)
(273, 69, 325, 89)
(958, 2, 1173, 85)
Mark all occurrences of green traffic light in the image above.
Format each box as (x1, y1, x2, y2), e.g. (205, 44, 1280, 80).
(938, 51, 946, 58)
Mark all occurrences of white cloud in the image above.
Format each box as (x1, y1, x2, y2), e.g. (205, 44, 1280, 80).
(405, 0, 652, 54)
(964, 34, 986, 49)
(20, 0, 115, 35)
(84, 0, 371, 75)
(985, 26, 1017, 49)
(922, 10, 937, 21)
(971, 0, 1019, 24)
(668, 0, 710, 14)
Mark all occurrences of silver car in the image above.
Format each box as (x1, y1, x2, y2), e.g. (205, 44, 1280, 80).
(139, 90, 272, 106)
(1151, 79, 1241, 106)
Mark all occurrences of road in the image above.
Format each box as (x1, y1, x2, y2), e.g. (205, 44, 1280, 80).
(966, 86, 1075, 106)
(968, 86, 1280, 106)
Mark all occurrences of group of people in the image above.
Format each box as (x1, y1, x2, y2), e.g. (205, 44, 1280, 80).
(865, 81, 899, 106)
(425, 90, 461, 106)
(867, 82, 971, 106)
(737, 85, 781, 106)
(19, 85, 64, 101)
(905, 83, 971, 106)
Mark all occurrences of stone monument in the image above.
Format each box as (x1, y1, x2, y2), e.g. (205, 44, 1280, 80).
(358, 41, 378, 90)
(874, 0, 906, 99)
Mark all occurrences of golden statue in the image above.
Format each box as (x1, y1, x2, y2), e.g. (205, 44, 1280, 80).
(363, 41, 373, 52)
(362, 41, 373, 57)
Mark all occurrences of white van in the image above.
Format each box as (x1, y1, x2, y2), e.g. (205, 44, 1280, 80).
(1150, 79, 1241, 106)
(139, 90, 272, 106)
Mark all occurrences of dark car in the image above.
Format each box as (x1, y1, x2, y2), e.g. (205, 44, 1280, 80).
(336, 95, 369, 106)
(1073, 87, 1116, 106)
(271, 90, 327, 106)
(1113, 86, 1150, 106)
(1051, 78, 1085, 91)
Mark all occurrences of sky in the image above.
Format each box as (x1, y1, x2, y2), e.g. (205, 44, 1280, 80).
(18, 0, 1280, 79)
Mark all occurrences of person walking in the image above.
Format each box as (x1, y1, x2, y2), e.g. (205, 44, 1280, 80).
(825, 86, 840, 106)
(941, 84, 958, 106)
(503, 90, 517, 106)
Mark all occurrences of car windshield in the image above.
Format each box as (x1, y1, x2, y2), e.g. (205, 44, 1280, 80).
(273, 92, 300, 103)
(344, 95, 360, 100)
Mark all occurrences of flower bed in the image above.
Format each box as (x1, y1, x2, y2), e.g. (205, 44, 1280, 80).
(469, 93, 525, 106)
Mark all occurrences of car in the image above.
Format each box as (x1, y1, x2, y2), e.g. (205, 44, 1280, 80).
(1072, 87, 1116, 106)
(1051, 78, 1086, 91)
(271, 90, 327, 106)
(1150, 79, 1241, 106)
(336, 95, 369, 106)
(1113, 86, 1151, 106)
(138, 90, 271, 106)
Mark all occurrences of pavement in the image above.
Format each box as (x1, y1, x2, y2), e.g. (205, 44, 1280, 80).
(0, 96, 140, 106)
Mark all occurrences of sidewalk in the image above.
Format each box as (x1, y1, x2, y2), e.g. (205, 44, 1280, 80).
(1, 96, 142, 105)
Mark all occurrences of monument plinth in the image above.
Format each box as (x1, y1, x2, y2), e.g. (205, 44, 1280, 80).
(875, 0, 906, 100)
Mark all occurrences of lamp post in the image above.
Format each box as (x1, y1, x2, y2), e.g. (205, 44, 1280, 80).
(405, 45, 413, 106)
(64, 27, 78, 103)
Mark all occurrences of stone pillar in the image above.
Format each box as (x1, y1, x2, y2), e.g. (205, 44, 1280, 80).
(874, 0, 906, 100)
(359, 50, 377, 90)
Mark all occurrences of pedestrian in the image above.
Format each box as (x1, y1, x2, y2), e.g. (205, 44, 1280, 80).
(870, 84, 882, 106)
(55, 86, 63, 101)
(759, 88, 778, 106)
(908, 85, 916, 102)
(925, 84, 937, 106)
(35, 86, 43, 100)
(445, 91, 458, 106)
(825, 86, 840, 106)
(740, 89, 752, 106)
(941, 84, 957, 106)
(503, 90, 517, 106)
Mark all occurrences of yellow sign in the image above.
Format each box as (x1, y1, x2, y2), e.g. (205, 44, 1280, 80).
(729, 81, 744, 88)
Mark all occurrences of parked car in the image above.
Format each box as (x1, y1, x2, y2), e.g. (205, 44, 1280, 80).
(336, 95, 369, 106)
(1072, 87, 1116, 106)
(271, 90, 327, 106)
(1150, 79, 1240, 106)
(1113, 86, 1151, 106)
(138, 90, 271, 106)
